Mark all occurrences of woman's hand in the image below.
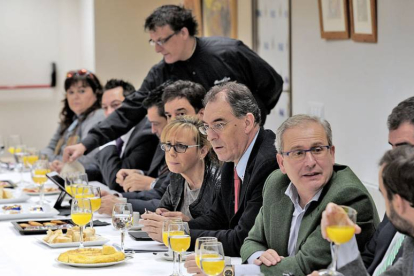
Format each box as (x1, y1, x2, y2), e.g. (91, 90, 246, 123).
(160, 211, 191, 222)
(140, 212, 167, 242)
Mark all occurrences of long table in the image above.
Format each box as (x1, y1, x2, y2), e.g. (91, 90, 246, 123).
(0, 171, 232, 275)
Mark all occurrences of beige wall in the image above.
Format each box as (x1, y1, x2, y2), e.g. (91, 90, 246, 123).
(0, 0, 95, 150)
(94, 0, 182, 88)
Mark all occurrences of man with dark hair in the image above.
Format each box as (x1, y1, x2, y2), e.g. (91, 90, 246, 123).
(101, 79, 136, 117)
(360, 96, 414, 275)
(88, 79, 158, 192)
(172, 82, 279, 260)
(63, 4, 283, 163)
(162, 80, 205, 121)
(99, 83, 170, 214)
(309, 145, 414, 276)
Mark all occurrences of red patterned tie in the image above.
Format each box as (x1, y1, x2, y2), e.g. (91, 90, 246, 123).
(234, 168, 240, 213)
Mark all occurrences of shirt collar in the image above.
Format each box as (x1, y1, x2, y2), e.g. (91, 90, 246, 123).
(235, 130, 259, 181)
(285, 182, 323, 211)
(120, 127, 135, 143)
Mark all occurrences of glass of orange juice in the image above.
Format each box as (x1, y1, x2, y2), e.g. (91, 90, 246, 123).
(76, 185, 101, 229)
(200, 241, 225, 276)
(71, 198, 92, 248)
(168, 221, 190, 276)
(30, 160, 50, 206)
(319, 205, 357, 276)
(195, 237, 218, 268)
(161, 218, 183, 276)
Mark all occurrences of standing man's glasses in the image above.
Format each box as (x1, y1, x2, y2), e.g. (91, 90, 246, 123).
(149, 31, 179, 47)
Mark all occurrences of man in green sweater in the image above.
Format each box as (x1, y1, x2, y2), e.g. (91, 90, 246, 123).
(237, 114, 379, 276)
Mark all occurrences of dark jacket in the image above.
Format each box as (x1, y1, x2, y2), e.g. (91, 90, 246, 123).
(81, 37, 283, 152)
(158, 162, 221, 219)
(362, 214, 403, 275)
(87, 118, 158, 192)
(339, 237, 414, 276)
(188, 128, 279, 257)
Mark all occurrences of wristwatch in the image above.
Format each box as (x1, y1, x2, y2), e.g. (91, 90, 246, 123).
(223, 265, 234, 276)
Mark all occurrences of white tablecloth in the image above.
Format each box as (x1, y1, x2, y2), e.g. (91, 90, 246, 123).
(0, 172, 190, 276)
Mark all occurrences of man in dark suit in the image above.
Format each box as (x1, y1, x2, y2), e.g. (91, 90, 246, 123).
(98, 84, 170, 214)
(169, 81, 279, 261)
(361, 96, 414, 275)
(309, 145, 414, 276)
(87, 79, 159, 192)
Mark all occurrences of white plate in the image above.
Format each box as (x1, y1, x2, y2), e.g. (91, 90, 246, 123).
(23, 185, 60, 196)
(0, 203, 59, 221)
(55, 256, 131, 267)
(38, 236, 110, 248)
(0, 190, 30, 204)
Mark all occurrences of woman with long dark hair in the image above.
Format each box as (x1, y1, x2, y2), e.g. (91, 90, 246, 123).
(41, 69, 105, 172)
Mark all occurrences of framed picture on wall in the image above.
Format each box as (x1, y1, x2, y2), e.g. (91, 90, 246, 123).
(318, 0, 350, 39)
(202, 0, 237, 39)
(183, 0, 203, 36)
(349, 0, 377, 42)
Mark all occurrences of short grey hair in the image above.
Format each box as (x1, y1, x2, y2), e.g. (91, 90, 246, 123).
(387, 96, 414, 131)
(203, 82, 261, 125)
(276, 114, 333, 152)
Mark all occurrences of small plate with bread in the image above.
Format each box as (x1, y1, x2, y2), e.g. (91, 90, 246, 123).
(12, 219, 74, 235)
(39, 227, 109, 248)
(0, 187, 30, 204)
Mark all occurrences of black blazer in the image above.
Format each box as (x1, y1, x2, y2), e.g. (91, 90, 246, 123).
(188, 128, 279, 257)
(361, 214, 403, 274)
(92, 118, 158, 192)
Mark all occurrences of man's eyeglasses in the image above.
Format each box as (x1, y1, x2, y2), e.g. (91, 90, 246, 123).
(281, 146, 331, 161)
(160, 143, 200, 153)
(149, 31, 179, 47)
(199, 121, 232, 135)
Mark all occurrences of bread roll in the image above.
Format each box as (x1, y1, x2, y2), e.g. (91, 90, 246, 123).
(55, 236, 72, 243)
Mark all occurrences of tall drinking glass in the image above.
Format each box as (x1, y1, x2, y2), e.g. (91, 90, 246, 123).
(77, 185, 101, 229)
(318, 206, 357, 276)
(168, 222, 190, 276)
(112, 203, 133, 252)
(65, 172, 88, 196)
(200, 241, 225, 276)
(14, 145, 28, 184)
(195, 237, 218, 268)
(162, 218, 183, 276)
(30, 160, 50, 206)
(24, 148, 39, 168)
(71, 198, 92, 248)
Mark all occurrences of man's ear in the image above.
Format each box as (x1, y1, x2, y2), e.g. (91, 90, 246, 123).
(197, 108, 204, 120)
(180, 27, 190, 40)
(276, 153, 287, 174)
(394, 194, 408, 215)
(244, 113, 255, 134)
(199, 145, 209, 160)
